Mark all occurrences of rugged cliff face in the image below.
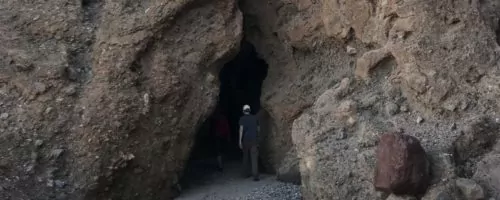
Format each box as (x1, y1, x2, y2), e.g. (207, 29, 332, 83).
(240, 0, 500, 199)
(0, 0, 241, 199)
(1, 0, 500, 199)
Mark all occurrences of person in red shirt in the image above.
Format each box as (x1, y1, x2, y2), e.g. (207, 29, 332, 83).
(213, 110, 231, 171)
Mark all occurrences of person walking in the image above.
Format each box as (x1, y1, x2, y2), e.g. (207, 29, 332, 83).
(213, 111, 231, 171)
(238, 104, 260, 181)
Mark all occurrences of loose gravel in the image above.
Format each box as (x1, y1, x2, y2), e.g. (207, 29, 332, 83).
(176, 161, 301, 200)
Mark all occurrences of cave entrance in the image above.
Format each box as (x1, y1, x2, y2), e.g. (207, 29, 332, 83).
(179, 39, 269, 190)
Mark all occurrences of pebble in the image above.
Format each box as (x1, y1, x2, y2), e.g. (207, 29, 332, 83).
(35, 140, 44, 148)
(47, 179, 54, 187)
(346, 46, 357, 55)
(51, 149, 65, 159)
(34, 82, 47, 94)
(416, 116, 424, 124)
(450, 123, 457, 131)
(456, 178, 484, 200)
(54, 180, 66, 188)
(0, 113, 9, 119)
(400, 105, 409, 112)
(385, 102, 400, 116)
(239, 182, 301, 200)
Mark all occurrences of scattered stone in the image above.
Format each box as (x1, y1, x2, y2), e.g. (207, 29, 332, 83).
(0, 113, 9, 119)
(473, 154, 500, 198)
(374, 133, 430, 195)
(62, 85, 77, 96)
(25, 165, 34, 173)
(31, 152, 39, 162)
(435, 191, 454, 200)
(47, 179, 54, 187)
(386, 194, 417, 200)
(54, 180, 66, 188)
(337, 129, 348, 140)
(34, 82, 47, 94)
(454, 117, 499, 162)
(400, 105, 409, 112)
(45, 107, 53, 115)
(35, 140, 44, 148)
(455, 178, 484, 200)
(417, 116, 424, 124)
(347, 45, 357, 55)
(450, 123, 457, 131)
(51, 149, 65, 159)
(385, 102, 400, 116)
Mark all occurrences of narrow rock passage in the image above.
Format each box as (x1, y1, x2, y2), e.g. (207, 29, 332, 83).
(176, 161, 301, 200)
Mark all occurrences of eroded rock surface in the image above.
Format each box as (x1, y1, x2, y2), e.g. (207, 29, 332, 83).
(0, 0, 241, 199)
(2, 0, 500, 199)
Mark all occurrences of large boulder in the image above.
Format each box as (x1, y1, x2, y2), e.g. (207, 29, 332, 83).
(374, 133, 430, 195)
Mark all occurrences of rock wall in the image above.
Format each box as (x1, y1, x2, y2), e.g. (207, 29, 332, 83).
(2, 0, 500, 199)
(0, 0, 241, 199)
(240, 0, 500, 199)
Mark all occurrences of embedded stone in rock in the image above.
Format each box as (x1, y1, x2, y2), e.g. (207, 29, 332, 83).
(455, 178, 484, 200)
(453, 117, 499, 163)
(347, 45, 357, 55)
(473, 154, 500, 199)
(374, 133, 430, 195)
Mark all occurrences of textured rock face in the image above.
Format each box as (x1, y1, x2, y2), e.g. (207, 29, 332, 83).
(2, 0, 500, 199)
(0, 0, 241, 199)
(239, 0, 500, 199)
(374, 133, 430, 195)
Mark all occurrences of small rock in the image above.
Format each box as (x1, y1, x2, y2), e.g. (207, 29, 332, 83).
(0, 113, 9, 119)
(435, 191, 453, 200)
(51, 149, 65, 159)
(25, 165, 34, 173)
(417, 116, 424, 124)
(45, 107, 53, 115)
(31, 152, 39, 162)
(62, 85, 77, 96)
(54, 180, 66, 188)
(385, 102, 400, 116)
(450, 123, 457, 131)
(347, 45, 357, 55)
(47, 179, 54, 187)
(337, 129, 348, 140)
(34, 82, 47, 94)
(400, 105, 409, 112)
(35, 140, 44, 148)
(386, 194, 417, 200)
(455, 178, 484, 200)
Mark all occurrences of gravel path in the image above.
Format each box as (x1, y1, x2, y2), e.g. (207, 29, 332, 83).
(176, 161, 301, 200)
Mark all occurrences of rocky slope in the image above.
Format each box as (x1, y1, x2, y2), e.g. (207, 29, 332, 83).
(1, 0, 500, 199)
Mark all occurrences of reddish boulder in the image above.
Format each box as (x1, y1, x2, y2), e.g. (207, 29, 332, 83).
(374, 133, 430, 195)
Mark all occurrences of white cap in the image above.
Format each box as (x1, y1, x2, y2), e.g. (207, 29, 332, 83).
(243, 105, 251, 111)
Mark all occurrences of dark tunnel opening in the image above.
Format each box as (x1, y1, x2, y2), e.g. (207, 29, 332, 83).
(180, 40, 269, 189)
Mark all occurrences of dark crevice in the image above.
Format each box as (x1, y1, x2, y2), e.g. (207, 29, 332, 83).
(496, 19, 500, 46)
(180, 39, 269, 190)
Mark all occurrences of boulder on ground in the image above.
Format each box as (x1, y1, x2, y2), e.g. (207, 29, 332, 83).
(374, 133, 430, 195)
(455, 178, 485, 200)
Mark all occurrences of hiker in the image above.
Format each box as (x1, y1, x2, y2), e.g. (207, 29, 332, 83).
(239, 104, 260, 181)
(213, 111, 230, 171)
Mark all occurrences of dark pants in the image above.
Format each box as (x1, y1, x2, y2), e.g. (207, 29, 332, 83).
(242, 140, 258, 178)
